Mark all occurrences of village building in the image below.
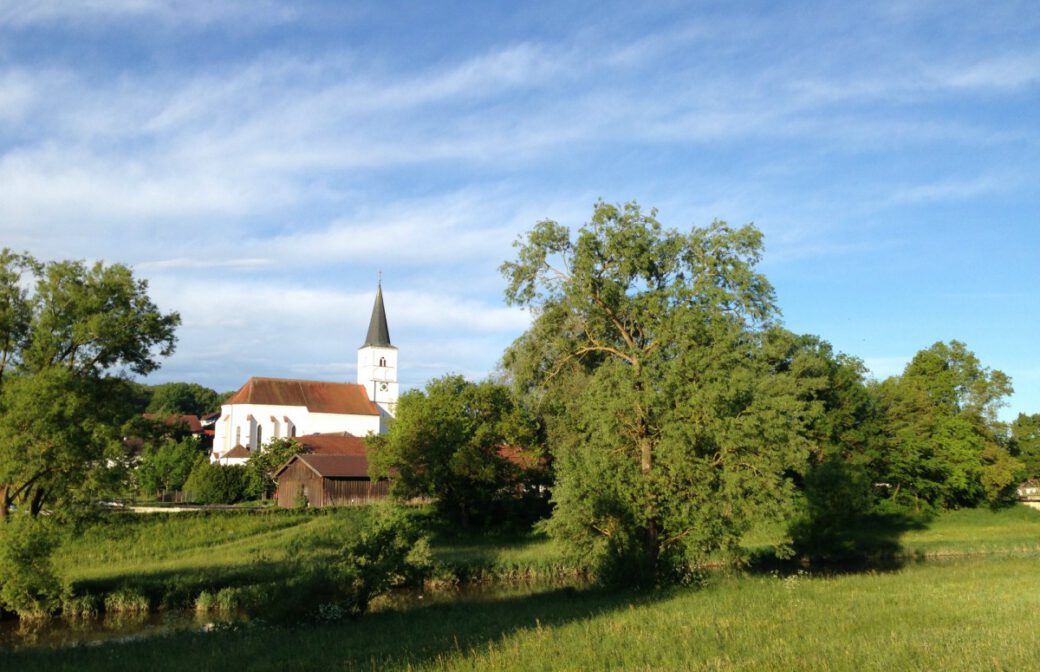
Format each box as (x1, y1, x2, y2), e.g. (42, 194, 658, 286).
(212, 284, 399, 465)
(271, 432, 389, 507)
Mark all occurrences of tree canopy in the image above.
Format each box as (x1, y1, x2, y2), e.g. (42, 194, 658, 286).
(501, 201, 820, 581)
(1011, 413, 1040, 479)
(871, 340, 1021, 510)
(368, 375, 542, 528)
(146, 382, 223, 417)
(0, 249, 180, 521)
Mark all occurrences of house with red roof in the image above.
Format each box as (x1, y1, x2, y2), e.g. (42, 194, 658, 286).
(212, 285, 399, 465)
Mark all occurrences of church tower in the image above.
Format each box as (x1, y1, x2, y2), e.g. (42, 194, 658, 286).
(357, 282, 399, 423)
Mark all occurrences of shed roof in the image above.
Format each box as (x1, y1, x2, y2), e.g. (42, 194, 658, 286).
(224, 378, 379, 416)
(275, 453, 370, 479)
(296, 432, 368, 456)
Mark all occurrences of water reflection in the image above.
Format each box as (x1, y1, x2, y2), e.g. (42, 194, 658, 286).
(0, 610, 239, 651)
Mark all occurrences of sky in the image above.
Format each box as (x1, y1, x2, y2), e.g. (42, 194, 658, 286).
(1, 1, 1037, 419)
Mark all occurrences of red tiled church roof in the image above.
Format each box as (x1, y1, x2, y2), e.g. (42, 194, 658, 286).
(225, 377, 379, 416)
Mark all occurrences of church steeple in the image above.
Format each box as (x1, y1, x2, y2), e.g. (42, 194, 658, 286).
(362, 282, 392, 347)
(357, 282, 398, 425)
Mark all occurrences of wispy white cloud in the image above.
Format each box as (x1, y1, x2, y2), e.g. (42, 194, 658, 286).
(887, 174, 1014, 205)
(0, 0, 299, 28)
(136, 257, 273, 271)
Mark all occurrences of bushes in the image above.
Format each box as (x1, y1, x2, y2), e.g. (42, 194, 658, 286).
(0, 517, 66, 619)
(225, 505, 431, 623)
(182, 458, 250, 504)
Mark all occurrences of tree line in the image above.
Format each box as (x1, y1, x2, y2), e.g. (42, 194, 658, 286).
(373, 201, 1039, 582)
(2, 201, 1039, 611)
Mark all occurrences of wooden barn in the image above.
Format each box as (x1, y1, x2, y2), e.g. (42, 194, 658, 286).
(272, 433, 389, 507)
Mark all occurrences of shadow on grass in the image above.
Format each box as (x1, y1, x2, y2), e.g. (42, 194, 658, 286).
(748, 510, 931, 577)
(1, 584, 660, 671)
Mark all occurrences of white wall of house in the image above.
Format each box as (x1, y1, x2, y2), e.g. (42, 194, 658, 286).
(212, 402, 380, 461)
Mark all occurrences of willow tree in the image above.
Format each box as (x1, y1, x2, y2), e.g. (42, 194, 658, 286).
(0, 250, 180, 522)
(502, 201, 819, 582)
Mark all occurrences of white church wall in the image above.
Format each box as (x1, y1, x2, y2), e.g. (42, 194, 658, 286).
(306, 411, 380, 437)
(212, 401, 380, 462)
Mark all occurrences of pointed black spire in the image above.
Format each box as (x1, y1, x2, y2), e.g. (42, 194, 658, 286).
(362, 282, 392, 347)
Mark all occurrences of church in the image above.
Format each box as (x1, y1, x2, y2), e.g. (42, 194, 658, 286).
(211, 285, 399, 465)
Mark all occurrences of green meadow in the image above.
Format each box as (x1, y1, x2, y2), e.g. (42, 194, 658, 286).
(2, 505, 1038, 670)
(6, 553, 1040, 670)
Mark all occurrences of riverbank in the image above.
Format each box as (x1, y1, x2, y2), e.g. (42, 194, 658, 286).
(5, 552, 1039, 670)
(2, 504, 1039, 663)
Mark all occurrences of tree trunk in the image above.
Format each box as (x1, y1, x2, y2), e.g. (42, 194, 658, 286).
(0, 485, 8, 520)
(30, 486, 46, 516)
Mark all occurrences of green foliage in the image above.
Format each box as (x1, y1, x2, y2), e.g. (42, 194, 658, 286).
(1010, 412, 1040, 479)
(872, 341, 1022, 510)
(0, 249, 180, 523)
(8, 554, 1040, 670)
(182, 458, 249, 505)
(501, 201, 813, 583)
(102, 588, 150, 614)
(337, 505, 432, 614)
(244, 437, 304, 500)
(789, 458, 927, 561)
(136, 436, 202, 498)
(368, 375, 544, 528)
(0, 368, 134, 522)
(145, 382, 222, 417)
(0, 516, 66, 618)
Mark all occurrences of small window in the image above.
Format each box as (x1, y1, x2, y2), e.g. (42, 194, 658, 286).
(378, 356, 387, 367)
(290, 425, 297, 438)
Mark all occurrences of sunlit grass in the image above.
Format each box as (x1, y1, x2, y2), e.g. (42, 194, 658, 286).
(7, 554, 1040, 670)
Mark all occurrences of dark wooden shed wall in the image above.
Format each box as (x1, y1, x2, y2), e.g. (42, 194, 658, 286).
(275, 460, 389, 507)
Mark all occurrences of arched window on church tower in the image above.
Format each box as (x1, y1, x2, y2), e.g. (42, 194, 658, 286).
(379, 356, 386, 367)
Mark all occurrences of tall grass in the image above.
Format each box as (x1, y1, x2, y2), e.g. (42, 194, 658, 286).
(49, 504, 1040, 621)
(6, 555, 1040, 670)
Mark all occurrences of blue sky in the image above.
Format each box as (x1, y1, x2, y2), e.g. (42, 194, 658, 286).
(1, 1, 1037, 419)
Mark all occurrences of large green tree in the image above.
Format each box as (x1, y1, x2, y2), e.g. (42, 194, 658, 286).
(368, 375, 541, 528)
(501, 201, 818, 582)
(1010, 413, 1040, 479)
(872, 341, 1020, 510)
(146, 382, 222, 417)
(0, 250, 180, 521)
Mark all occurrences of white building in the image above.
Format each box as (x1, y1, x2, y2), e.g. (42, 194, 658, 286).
(212, 285, 399, 464)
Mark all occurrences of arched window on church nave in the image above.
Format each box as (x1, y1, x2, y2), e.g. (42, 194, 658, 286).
(379, 356, 386, 367)
(290, 424, 296, 438)
(236, 426, 241, 447)
(255, 425, 262, 451)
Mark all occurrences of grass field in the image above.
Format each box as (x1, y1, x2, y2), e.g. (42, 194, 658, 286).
(51, 503, 1040, 609)
(6, 553, 1040, 670)
(3, 503, 1037, 668)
